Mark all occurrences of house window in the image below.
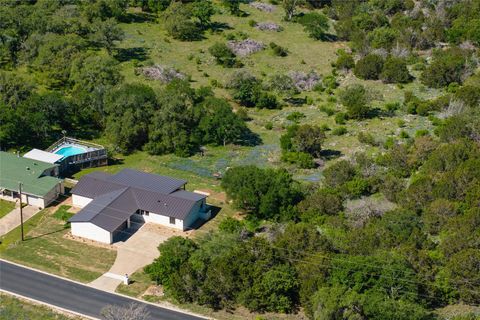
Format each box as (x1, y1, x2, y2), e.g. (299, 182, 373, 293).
(136, 210, 149, 216)
(169, 217, 175, 225)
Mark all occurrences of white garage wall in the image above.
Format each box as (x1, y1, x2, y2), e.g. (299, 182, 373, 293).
(143, 213, 184, 230)
(71, 222, 111, 244)
(72, 194, 92, 208)
(22, 194, 46, 209)
(43, 182, 63, 208)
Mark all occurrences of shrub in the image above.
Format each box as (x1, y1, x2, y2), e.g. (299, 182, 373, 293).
(219, 217, 244, 233)
(270, 42, 288, 57)
(265, 121, 273, 130)
(368, 27, 398, 50)
(286, 111, 305, 123)
(323, 75, 338, 89)
(163, 2, 201, 41)
(339, 84, 371, 119)
(268, 74, 297, 96)
(399, 130, 409, 139)
(209, 42, 237, 67)
(381, 56, 411, 83)
(297, 12, 329, 40)
(344, 177, 370, 198)
(455, 85, 480, 107)
(335, 51, 355, 70)
(228, 72, 279, 109)
(319, 104, 335, 116)
(421, 48, 473, 88)
(334, 112, 347, 124)
(415, 129, 429, 137)
(332, 126, 347, 136)
(385, 102, 400, 114)
(248, 19, 257, 27)
(323, 160, 356, 188)
(358, 132, 377, 146)
(354, 54, 384, 80)
(282, 151, 315, 168)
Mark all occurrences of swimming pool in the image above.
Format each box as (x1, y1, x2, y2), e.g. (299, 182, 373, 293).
(54, 145, 87, 158)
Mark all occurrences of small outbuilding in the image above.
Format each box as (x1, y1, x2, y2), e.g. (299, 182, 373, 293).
(69, 169, 209, 244)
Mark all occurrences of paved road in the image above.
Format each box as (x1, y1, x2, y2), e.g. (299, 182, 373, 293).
(0, 260, 205, 320)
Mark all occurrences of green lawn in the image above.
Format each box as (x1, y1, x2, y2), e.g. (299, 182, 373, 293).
(0, 294, 85, 320)
(0, 205, 116, 283)
(116, 269, 153, 298)
(0, 199, 16, 219)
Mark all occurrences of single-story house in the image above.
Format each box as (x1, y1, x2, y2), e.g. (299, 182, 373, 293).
(0, 151, 64, 209)
(69, 169, 209, 244)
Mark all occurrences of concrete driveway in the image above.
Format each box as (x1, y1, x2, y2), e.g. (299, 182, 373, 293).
(0, 205, 41, 237)
(89, 223, 184, 292)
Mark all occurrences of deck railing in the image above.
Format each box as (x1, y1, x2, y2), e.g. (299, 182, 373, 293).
(46, 137, 105, 152)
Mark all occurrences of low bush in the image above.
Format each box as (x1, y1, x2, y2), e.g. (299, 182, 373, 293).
(332, 126, 347, 136)
(354, 54, 384, 80)
(209, 42, 237, 67)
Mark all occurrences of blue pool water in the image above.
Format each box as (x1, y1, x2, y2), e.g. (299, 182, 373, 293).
(54, 145, 87, 158)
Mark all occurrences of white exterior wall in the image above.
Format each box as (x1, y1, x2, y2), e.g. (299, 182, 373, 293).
(143, 213, 184, 230)
(143, 199, 204, 231)
(72, 194, 92, 208)
(71, 222, 112, 244)
(42, 182, 64, 208)
(21, 194, 45, 208)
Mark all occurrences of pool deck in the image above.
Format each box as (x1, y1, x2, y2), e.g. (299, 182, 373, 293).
(51, 143, 99, 155)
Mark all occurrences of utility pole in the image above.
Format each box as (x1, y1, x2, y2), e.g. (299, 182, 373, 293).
(19, 182, 24, 241)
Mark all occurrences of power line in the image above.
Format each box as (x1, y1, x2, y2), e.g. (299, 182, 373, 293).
(5, 181, 480, 299)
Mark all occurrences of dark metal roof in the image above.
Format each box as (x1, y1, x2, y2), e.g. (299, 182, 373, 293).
(69, 188, 129, 224)
(71, 174, 125, 199)
(170, 190, 207, 202)
(134, 189, 197, 220)
(69, 169, 205, 231)
(109, 168, 187, 194)
(90, 189, 139, 231)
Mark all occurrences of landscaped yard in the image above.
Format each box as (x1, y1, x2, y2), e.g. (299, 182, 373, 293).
(0, 204, 116, 283)
(0, 294, 84, 320)
(0, 199, 16, 219)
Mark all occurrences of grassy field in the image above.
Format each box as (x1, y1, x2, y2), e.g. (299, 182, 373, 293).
(67, 2, 442, 189)
(0, 204, 116, 283)
(0, 294, 84, 320)
(0, 199, 16, 219)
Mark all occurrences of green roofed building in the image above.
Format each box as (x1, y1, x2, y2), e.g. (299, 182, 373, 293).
(0, 151, 64, 208)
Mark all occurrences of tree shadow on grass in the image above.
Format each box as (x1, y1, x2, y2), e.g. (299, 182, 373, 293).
(24, 228, 66, 241)
(123, 12, 156, 23)
(320, 149, 342, 160)
(319, 33, 338, 42)
(240, 129, 262, 147)
(115, 47, 149, 62)
(284, 97, 307, 106)
(210, 22, 233, 33)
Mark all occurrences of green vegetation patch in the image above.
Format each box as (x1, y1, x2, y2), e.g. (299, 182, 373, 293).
(0, 199, 16, 219)
(0, 206, 116, 283)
